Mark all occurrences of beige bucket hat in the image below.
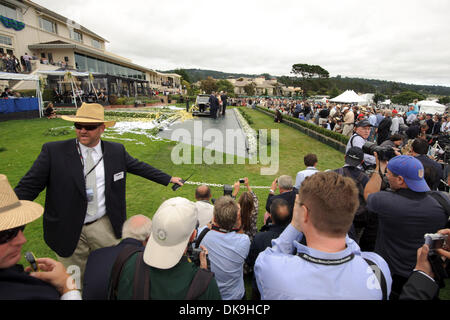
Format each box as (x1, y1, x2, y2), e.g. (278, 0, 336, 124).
(0, 175, 43, 231)
(61, 103, 116, 127)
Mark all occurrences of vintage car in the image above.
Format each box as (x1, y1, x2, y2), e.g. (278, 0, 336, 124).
(192, 94, 212, 116)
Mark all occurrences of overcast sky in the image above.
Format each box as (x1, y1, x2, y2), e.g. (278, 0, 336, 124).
(34, 0, 450, 87)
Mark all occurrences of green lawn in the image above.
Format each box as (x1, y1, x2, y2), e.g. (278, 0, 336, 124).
(1, 107, 448, 299)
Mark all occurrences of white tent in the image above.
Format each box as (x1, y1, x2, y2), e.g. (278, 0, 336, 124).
(0, 72, 43, 117)
(417, 100, 447, 114)
(380, 99, 391, 105)
(329, 90, 365, 104)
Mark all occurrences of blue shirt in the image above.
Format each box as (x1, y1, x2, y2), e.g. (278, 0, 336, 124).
(198, 226, 250, 300)
(254, 225, 392, 300)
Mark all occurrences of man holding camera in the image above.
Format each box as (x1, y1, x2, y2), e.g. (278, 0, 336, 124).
(196, 196, 250, 300)
(364, 155, 449, 299)
(254, 172, 392, 300)
(346, 120, 376, 169)
(111, 197, 221, 300)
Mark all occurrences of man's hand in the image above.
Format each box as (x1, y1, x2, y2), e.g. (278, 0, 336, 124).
(270, 178, 278, 194)
(436, 229, 450, 259)
(374, 152, 388, 174)
(28, 258, 77, 295)
(170, 177, 184, 186)
(199, 245, 209, 270)
(232, 181, 240, 197)
(414, 244, 434, 279)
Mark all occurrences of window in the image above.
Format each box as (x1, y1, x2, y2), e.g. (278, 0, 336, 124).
(0, 34, 12, 46)
(71, 30, 83, 42)
(0, 4, 17, 20)
(39, 17, 57, 34)
(75, 53, 87, 71)
(91, 39, 102, 49)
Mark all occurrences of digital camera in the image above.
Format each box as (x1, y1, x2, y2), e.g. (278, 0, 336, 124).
(362, 142, 397, 161)
(424, 233, 447, 250)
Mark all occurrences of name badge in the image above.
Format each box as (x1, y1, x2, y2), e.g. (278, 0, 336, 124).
(114, 171, 124, 182)
(86, 188, 94, 202)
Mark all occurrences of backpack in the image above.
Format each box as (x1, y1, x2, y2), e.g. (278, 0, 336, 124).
(108, 245, 214, 300)
(335, 167, 370, 223)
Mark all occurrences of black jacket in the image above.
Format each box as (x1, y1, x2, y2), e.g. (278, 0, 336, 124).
(0, 265, 60, 300)
(399, 271, 439, 300)
(83, 238, 144, 300)
(15, 139, 171, 257)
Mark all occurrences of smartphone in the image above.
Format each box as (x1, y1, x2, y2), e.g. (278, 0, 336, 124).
(25, 252, 39, 272)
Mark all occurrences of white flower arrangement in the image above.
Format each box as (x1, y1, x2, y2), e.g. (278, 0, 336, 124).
(234, 108, 258, 159)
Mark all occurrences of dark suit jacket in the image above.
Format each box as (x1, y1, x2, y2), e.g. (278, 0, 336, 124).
(0, 265, 60, 300)
(14, 138, 171, 257)
(83, 238, 144, 300)
(399, 271, 439, 300)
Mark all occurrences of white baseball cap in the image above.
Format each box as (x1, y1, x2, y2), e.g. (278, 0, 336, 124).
(143, 197, 198, 269)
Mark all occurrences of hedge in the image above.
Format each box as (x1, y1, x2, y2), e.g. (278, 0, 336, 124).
(255, 106, 348, 153)
(55, 109, 159, 119)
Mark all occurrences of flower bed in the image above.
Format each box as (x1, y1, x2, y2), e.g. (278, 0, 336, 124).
(234, 108, 257, 158)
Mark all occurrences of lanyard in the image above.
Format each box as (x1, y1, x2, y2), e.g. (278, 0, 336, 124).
(76, 141, 104, 179)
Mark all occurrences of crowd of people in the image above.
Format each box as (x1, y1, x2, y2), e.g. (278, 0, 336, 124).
(1, 102, 450, 301)
(0, 52, 35, 73)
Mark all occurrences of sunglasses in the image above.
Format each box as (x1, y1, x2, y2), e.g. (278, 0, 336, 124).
(0, 225, 25, 245)
(74, 123, 102, 131)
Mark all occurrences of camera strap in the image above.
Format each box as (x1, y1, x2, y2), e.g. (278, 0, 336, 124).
(194, 228, 211, 248)
(427, 191, 450, 221)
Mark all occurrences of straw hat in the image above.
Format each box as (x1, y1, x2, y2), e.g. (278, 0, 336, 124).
(0, 175, 43, 231)
(61, 103, 116, 127)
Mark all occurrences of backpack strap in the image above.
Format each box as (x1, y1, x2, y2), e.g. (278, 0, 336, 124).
(364, 258, 387, 300)
(132, 251, 150, 300)
(194, 228, 211, 248)
(185, 268, 214, 300)
(108, 245, 143, 300)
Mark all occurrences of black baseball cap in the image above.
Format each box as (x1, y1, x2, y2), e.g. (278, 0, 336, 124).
(355, 120, 372, 128)
(345, 147, 364, 167)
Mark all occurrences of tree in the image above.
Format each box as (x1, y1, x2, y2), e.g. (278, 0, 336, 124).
(439, 96, 450, 104)
(373, 93, 387, 104)
(173, 69, 191, 83)
(391, 91, 426, 105)
(329, 86, 340, 99)
(216, 79, 234, 96)
(243, 82, 256, 96)
(200, 77, 218, 94)
(291, 63, 329, 79)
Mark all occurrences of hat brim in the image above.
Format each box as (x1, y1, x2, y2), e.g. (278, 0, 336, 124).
(61, 115, 116, 128)
(345, 156, 363, 167)
(143, 232, 191, 269)
(403, 177, 431, 192)
(0, 200, 44, 231)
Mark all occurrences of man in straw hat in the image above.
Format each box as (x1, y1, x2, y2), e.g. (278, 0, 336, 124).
(0, 174, 80, 299)
(14, 103, 184, 285)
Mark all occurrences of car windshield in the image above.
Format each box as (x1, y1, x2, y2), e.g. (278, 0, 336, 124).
(196, 96, 210, 104)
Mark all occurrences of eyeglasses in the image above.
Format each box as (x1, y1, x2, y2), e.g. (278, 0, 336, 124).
(74, 123, 102, 131)
(0, 225, 25, 245)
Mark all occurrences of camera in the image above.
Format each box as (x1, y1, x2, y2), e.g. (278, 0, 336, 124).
(223, 184, 233, 197)
(239, 179, 245, 184)
(25, 252, 39, 272)
(424, 233, 448, 250)
(187, 245, 210, 270)
(424, 233, 449, 288)
(362, 142, 397, 161)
